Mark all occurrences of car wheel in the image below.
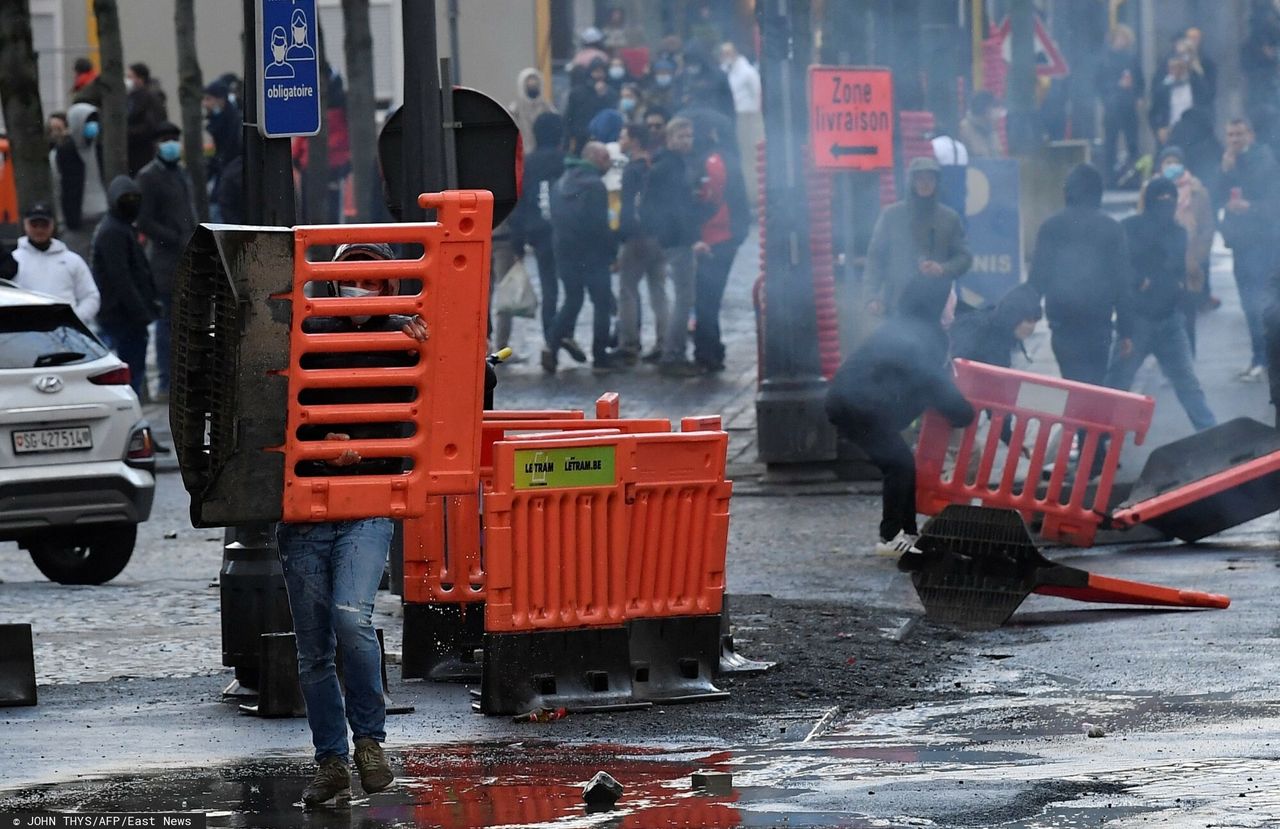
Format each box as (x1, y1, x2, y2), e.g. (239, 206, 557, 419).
(28, 524, 137, 585)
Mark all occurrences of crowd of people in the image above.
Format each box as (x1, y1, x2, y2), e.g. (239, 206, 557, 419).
(493, 22, 759, 376)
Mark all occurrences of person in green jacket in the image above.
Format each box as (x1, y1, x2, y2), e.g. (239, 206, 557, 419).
(865, 155, 972, 324)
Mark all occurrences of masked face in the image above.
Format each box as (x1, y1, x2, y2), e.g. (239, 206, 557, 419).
(620, 95, 637, 113)
(158, 140, 182, 163)
(118, 195, 142, 222)
(125, 77, 137, 93)
(1149, 194, 1177, 223)
(609, 64, 626, 81)
(83, 120, 100, 142)
(526, 83, 541, 99)
(339, 284, 378, 324)
(1162, 162, 1185, 180)
(655, 73, 673, 88)
(293, 23, 306, 46)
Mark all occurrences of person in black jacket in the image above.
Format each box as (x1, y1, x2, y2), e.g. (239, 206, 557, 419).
(615, 122, 668, 362)
(1028, 164, 1129, 387)
(949, 283, 1043, 369)
(508, 112, 565, 345)
(202, 79, 242, 221)
(1104, 176, 1216, 431)
(136, 121, 197, 401)
(91, 176, 159, 399)
(125, 63, 169, 177)
(563, 60, 617, 154)
(544, 142, 616, 373)
(642, 116, 707, 375)
(826, 313, 975, 555)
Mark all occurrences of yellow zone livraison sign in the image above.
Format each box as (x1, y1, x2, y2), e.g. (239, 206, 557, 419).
(514, 445, 617, 490)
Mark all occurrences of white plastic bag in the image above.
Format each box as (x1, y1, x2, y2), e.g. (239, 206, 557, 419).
(493, 258, 538, 318)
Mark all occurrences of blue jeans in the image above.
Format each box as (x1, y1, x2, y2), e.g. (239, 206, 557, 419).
(1105, 312, 1217, 432)
(99, 322, 149, 398)
(153, 293, 172, 393)
(1234, 245, 1274, 368)
(276, 518, 392, 763)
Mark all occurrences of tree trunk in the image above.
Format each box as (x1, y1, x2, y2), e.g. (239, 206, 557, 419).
(94, 0, 129, 182)
(0, 0, 52, 213)
(342, 0, 377, 222)
(174, 0, 209, 220)
(302, 25, 330, 225)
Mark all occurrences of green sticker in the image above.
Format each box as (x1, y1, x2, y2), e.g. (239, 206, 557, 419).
(514, 445, 617, 489)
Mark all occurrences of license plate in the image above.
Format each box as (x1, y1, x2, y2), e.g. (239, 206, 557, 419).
(12, 426, 94, 454)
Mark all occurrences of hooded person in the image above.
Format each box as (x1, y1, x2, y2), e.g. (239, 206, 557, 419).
(949, 283, 1043, 369)
(826, 313, 975, 557)
(1156, 144, 1216, 341)
(55, 102, 109, 257)
(1103, 176, 1217, 431)
(865, 155, 972, 324)
(564, 59, 618, 153)
(675, 46, 737, 131)
(507, 112, 565, 345)
(90, 176, 160, 399)
(509, 68, 556, 152)
(1028, 163, 1130, 386)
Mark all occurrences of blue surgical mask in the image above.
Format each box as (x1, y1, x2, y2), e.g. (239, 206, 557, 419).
(83, 121, 100, 141)
(158, 140, 182, 163)
(1162, 163, 1184, 180)
(609, 65, 626, 80)
(655, 73, 672, 88)
(620, 97, 637, 113)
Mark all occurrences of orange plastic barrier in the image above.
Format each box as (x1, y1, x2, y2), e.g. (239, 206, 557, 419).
(625, 428, 731, 619)
(277, 191, 493, 522)
(916, 359, 1154, 547)
(484, 434, 637, 633)
(0, 138, 18, 227)
(1034, 573, 1230, 609)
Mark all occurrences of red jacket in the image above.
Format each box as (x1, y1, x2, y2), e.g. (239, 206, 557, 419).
(700, 153, 731, 246)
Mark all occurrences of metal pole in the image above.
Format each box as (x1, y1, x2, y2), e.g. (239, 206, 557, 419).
(401, 0, 444, 221)
(1007, 0, 1037, 155)
(447, 0, 461, 85)
(755, 0, 836, 467)
(222, 0, 298, 696)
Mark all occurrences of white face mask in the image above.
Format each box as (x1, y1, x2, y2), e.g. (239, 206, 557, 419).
(125, 77, 137, 93)
(339, 285, 377, 324)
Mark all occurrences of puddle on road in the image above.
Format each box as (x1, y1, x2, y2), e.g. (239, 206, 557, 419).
(5, 692, 1280, 827)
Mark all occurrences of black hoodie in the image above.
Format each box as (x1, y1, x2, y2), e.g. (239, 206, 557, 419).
(91, 175, 159, 329)
(827, 316, 975, 435)
(1116, 176, 1187, 336)
(1028, 164, 1130, 332)
(949, 283, 1044, 368)
(509, 112, 565, 243)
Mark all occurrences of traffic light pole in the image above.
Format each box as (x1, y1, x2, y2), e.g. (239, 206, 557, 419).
(755, 0, 836, 467)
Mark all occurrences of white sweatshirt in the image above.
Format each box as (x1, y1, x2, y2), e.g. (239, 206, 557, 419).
(12, 236, 101, 324)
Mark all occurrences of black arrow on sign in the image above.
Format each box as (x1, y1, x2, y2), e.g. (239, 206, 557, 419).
(831, 144, 878, 157)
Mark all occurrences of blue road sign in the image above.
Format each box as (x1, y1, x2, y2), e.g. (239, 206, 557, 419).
(959, 159, 1022, 307)
(257, 0, 322, 138)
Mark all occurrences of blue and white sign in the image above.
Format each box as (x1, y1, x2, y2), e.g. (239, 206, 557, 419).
(959, 159, 1022, 307)
(256, 0, 322, 138)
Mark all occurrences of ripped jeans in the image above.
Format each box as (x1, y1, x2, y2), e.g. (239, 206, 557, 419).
(276, 518, 392, 763)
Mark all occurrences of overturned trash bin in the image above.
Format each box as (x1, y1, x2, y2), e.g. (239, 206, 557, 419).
(904, 505, 1230, 630)
(1110, 418, 1280, 542)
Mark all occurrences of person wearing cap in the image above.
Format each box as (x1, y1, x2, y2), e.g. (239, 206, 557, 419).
(202, 79, 243, 218)
(1155, 145, 1215, 352)
(10, 202, 100, 324)
(136, 121, 196, 403)
(278, 242, 428, 808)
(571, 26, 609, 68)
(865, 155, 972, 325)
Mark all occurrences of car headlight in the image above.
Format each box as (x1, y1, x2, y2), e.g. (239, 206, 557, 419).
(126, 425, 155, 462)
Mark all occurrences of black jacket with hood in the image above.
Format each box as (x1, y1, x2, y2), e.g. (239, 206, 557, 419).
(1028, 164, 1130, 333)
(826, 316, 975, 435)
(1116, 176, 1187, 337)
(137, 152, 197, 294)
(949, 283, 1043, 369)
(90, 176, 159, 329)
(641, 147, 707, 249)
(550, 156, 615, 266)
(509, 113, 565, 244)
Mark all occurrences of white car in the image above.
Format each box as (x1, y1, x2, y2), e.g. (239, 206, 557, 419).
(0, 281, 155, 583)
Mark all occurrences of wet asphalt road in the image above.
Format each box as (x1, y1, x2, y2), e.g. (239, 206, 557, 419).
(5, 229, 1280, 826)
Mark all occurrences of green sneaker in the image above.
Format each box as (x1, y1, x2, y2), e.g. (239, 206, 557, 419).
(302, 756, 351, 807)
(353, 737, 394, 793)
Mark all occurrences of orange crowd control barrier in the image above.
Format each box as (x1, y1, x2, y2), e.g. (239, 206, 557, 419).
(915, 359, 1154, 547)
(0, 138, 18, 231)
(277, 191, 493, 522)
(481, 432, 642, 713)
